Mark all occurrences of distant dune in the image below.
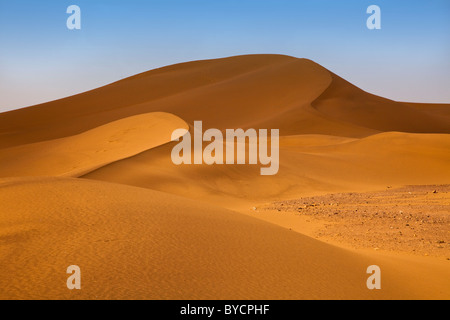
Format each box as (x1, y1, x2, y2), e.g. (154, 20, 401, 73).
(0, 54, 449, 299)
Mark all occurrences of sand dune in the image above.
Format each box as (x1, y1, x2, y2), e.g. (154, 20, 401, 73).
(312, 74, 450, 134)
(0, 177, 448, 300)
(1, 55, 449, 149)
(0, 54, 449, 300)
(407, 102, 450, 119)
(0, 112, 187, 178)
(84, 131, 450, 207)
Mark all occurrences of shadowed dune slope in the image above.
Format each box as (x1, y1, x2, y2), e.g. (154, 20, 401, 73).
(312, 74, 450, 133)
(1, 55, 449, 149)
(0, 177, 448, 300)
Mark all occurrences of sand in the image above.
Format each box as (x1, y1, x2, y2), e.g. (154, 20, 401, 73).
(0, 54, 449, 299)
(261, 185, 450, 258)
(0, 112, 188, 177)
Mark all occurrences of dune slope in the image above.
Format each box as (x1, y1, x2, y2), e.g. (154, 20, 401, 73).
(84, 131, 450, 206)
(0, 112, 187, 178)
(0, 177, 448, 300)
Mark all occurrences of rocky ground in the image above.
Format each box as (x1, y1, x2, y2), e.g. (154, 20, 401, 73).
(262, 185, 450, 259)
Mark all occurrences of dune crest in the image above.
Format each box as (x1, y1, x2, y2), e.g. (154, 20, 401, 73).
(1, 55, 449, 149)
(0, 112, 188, 178)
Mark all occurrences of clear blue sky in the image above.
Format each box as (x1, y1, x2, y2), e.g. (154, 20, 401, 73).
(1, 0, 449, 111)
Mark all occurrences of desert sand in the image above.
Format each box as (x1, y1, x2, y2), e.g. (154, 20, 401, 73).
(0, 54, 449, 299)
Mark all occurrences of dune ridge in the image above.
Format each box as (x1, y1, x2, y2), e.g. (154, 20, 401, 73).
(83, 131, 450, 207)
(0, 112, 187, 178)
(1, 54, 449, 149)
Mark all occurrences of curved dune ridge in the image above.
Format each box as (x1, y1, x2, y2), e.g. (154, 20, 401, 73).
(83, 131, 450, 206)
(84, 132, 450, 209)
(0, 54, 449, 299)
(0, 112, 188, 178)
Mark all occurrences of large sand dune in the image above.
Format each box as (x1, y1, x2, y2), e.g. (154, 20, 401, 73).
(1, 55, 449, 149)
(0, 54, 449, 299)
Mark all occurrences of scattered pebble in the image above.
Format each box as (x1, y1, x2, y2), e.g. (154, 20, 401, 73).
(261, 185, 449, 258)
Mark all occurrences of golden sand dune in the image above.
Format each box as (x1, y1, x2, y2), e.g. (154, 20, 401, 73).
(0, 112, 187, 177)
(84, 131, 450, 206)
(0, 54, 449, 300)
(1, 55, 449, 149)
(0, 177, 448, 300)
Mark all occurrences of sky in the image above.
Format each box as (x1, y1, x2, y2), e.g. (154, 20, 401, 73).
(0, 0, 449, 112)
